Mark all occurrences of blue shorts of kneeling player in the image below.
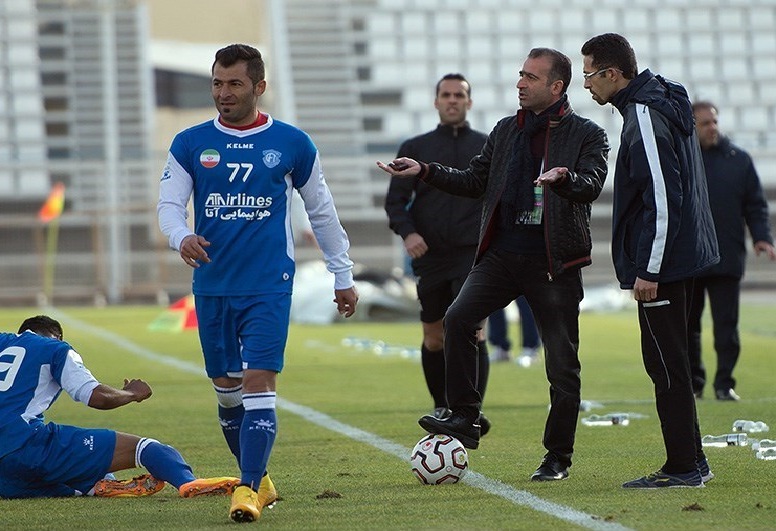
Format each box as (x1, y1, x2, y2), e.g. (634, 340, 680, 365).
(0, 422, 115, 498)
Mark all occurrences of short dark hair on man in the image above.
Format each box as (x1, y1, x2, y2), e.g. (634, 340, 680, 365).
(692, 100, 718, 114)
(435, 73, 471, 97)
(213, 44, 265, 85)
(581, 33, 638, 80)
(528, 48, 572, 95)
(18, 315, 63, 340)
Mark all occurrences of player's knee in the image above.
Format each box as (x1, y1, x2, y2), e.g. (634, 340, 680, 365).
(423, 337, 444, 351)
(213, 383, 243, 408)
(422, 320, 444, 350)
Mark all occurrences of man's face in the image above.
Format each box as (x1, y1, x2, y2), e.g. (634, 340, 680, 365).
(211, 61, 266, 126)
(582, 55, 617, 106)
(694, 107, 720, 150)
(434, 79, 472, 126)
(516, 55, 561, 114)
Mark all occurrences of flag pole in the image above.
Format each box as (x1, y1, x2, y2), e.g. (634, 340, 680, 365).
(38, 182, 65, 306)
(42, 216, 60, 305)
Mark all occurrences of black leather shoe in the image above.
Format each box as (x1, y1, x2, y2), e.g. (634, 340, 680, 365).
(418, 411, 480, 449)
(432, 407, 452, 419)
(479, 413, 491, 437)
(530, 454, 570, 481)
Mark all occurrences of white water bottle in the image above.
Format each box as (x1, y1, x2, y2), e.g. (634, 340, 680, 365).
(751, 439, 776, 452)
(581, 413, 629, 426)
(701, 433, 748, 447)
(756, 448, 776, 460)
(732, 420, 769, 433)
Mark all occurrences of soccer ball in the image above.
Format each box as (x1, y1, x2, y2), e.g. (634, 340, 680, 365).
(410, 434, 469, 485)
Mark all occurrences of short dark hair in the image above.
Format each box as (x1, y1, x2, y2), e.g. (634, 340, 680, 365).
(692, 100, 718, 114)
(435, 73, 471, 97)
(528, 48, 572, 95)
(212, 44, 265, 85)
(581, 33, 638, 79)
(18, 315, 63, 340)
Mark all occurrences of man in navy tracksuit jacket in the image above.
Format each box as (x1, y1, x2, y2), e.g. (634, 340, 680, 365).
(582, 33, 720, 489)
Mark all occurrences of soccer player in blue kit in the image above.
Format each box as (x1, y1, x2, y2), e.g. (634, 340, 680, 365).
(157, 44, 359, 523)
(0, 315, 238, 499)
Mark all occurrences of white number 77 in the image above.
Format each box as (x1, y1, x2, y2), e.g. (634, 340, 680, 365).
(227, 163, 254, 182)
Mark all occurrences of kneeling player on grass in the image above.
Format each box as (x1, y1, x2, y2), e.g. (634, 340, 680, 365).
(0, 315, 237, 499)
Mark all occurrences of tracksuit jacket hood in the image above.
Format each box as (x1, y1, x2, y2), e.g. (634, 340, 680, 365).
(609, 69, 719, 288)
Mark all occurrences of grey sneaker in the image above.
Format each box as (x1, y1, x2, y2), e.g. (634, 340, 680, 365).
(715, 388, 741, 401)
(622, 469, 704, 489)
(698, 457, 714, 483)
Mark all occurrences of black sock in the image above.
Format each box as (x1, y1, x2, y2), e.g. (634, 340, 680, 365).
(477, 340, 490, 400)
(421, 345, 446, 408)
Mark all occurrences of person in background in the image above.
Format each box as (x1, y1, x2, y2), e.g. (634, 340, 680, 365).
(379, 48, 608, 482)
(688, 101, 776, 401)
(157, 44, 358, 523)
(488, 296, 542, 366)
(384, 73, 491, 428)
(0, 315, 237, 499)
(581, 33, 719, 489)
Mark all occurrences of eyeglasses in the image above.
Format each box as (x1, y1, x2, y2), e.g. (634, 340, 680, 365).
(582, 67, 611, 80)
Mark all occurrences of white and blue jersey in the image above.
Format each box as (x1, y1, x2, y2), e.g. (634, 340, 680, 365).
(0, 331, 116, 498)
(157, 115, 354, 296)
(0, 331, 99, 459)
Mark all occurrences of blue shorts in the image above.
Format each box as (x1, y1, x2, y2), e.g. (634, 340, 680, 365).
(0, 422, 115, 498)
(195, 293, 291, 377)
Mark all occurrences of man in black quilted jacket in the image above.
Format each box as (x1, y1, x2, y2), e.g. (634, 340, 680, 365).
(378, 48, 608, 482)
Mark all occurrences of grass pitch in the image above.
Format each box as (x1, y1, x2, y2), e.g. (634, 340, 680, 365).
(0, 300, 774, 530)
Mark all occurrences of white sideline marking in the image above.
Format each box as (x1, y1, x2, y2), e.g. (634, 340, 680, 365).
(54, 310, 632, 531)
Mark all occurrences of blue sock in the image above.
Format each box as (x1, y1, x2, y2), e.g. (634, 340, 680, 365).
(240, 392, 277, 490)
(219, 404, 244, 464)
(215, 384, 244, 465)
(137, 438, 196, 489)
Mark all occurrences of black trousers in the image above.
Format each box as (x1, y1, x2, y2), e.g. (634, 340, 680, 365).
(443, 249, 583, 465)
(637, 280, 705, 473)
(687, 276, 741, 393)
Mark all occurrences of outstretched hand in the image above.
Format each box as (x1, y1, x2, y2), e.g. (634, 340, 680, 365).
(376, 157, 421, 177)
(534, 167, 569, 186)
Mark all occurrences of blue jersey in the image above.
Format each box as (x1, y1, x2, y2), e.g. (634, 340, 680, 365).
(158, 115, 354, 296)
(0, 332, 99, 459)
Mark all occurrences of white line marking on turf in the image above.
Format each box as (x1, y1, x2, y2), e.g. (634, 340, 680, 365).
(54, 310, 632, 531)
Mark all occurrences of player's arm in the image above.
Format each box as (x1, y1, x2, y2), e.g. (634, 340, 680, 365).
(59, 347, 152, 410)
(87, 379, 152, 410)
(296, 153, 355, 289)
(157, 152, 212, 267)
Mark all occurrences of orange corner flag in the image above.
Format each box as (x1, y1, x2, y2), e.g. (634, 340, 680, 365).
(38, 182, 65, 223)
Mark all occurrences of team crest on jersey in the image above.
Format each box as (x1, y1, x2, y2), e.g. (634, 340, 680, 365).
(200, 149, 221, 168)
(262, 149, 281, 168)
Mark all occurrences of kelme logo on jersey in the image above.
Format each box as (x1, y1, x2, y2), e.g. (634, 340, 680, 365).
(200, 149, 221, 168)
(262, 149, 281, 169)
